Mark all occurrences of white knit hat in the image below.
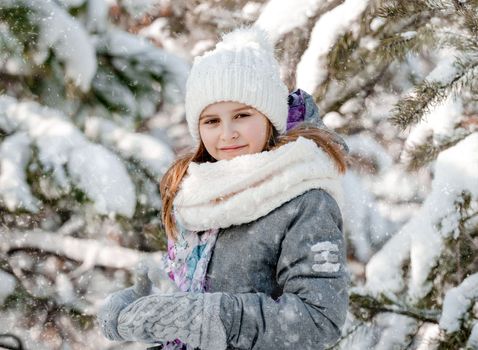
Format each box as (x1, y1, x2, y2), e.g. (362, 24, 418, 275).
(185, 26, 289, 145)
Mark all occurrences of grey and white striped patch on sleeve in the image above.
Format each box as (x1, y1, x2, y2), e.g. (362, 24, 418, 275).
(311, 241, 340, 273)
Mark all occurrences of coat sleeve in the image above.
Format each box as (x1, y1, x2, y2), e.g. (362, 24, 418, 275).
(218, 189, 349, 350)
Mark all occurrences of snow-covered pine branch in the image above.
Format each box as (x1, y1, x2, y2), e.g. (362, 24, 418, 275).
(255, 0, 346, 45)
(390, 50, 478, 131)
(0, 95, 136, 217)
(400, 90, 469, 171)
(0, 132, 41, 212)
(439, 273, 478, 346)
(84, 116, 174, 180)
(1, 0, 97, 91)
(296, 0, 370, 94)
(0, 228, 164, 270)
(95, 28, 190, 107)
(362, 132, 478, 302)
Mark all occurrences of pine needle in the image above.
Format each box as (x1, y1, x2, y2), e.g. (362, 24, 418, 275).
(390, 81, 446, 130)
(390, 59, 478, 130)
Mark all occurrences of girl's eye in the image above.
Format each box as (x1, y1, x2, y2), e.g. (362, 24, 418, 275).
(203, 114, 250, 125)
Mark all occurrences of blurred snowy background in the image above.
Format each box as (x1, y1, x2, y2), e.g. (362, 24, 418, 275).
(0, 0, 477, 349)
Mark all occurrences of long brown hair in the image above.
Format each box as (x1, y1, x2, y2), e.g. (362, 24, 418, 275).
(160, 121, 349, 241)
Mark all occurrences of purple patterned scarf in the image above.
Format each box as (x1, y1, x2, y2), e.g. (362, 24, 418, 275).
(160, 219, 219, 350)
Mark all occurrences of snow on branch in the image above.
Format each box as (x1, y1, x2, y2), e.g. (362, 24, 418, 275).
(3, 0, 97, 91)
(96, 28, 189, 103)
(0, 95, 136, 218)
(296, 0, 370, 93)
(0, 132, 41, 212)
(467, 322, 478, 349)
(255, 0, 326, 45)
(85, 117, 175, 180)
(372, 313, 418, 349)
(363, 133, 478, 302)
(390, 48, 478, 130)
(439, 273, 478, 333)
(0, 270, 16, 304)
(67, 143, 136, 217)
(0, 228, 164, 270)
(400, 93, 466, 171)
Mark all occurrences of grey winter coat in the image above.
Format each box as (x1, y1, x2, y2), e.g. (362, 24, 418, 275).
(207, 188, 349, 350)
(98, 136, 349, 350)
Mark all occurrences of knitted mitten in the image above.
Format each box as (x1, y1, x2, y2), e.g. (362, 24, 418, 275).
(98, 264, 153, 341)
(117, 292, 227, 350)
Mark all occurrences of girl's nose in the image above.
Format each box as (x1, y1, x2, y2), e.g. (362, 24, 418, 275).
(221, 124, 239, 140)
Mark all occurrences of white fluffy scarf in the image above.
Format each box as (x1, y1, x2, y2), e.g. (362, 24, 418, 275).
(173, 136, 344, 231)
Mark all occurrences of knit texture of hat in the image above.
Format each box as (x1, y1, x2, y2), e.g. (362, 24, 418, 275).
(185, 26, 289, 145)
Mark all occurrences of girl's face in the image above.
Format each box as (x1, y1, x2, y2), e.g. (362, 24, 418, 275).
(198, 101, 270, 161)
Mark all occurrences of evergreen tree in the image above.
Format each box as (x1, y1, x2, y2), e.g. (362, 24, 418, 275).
(0, 0, 476, 348)
(314, 1, 478, 348)
(0, 1, 188, 347)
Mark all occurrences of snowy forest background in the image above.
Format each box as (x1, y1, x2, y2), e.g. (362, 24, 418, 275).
(0, 0, 477, 349)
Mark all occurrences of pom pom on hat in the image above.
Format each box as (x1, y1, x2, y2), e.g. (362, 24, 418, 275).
(185, 26, 289, 145)
(216, 26, 274, 53)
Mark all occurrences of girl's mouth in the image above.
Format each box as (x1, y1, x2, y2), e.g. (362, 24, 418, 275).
(220, 145, 247, 151)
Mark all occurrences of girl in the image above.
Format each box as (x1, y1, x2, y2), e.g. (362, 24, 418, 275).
(98, 26, 349, 350)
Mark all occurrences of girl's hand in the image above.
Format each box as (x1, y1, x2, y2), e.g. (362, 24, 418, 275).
(116, 292, 228, 349)
(97, 263, 153, 341)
